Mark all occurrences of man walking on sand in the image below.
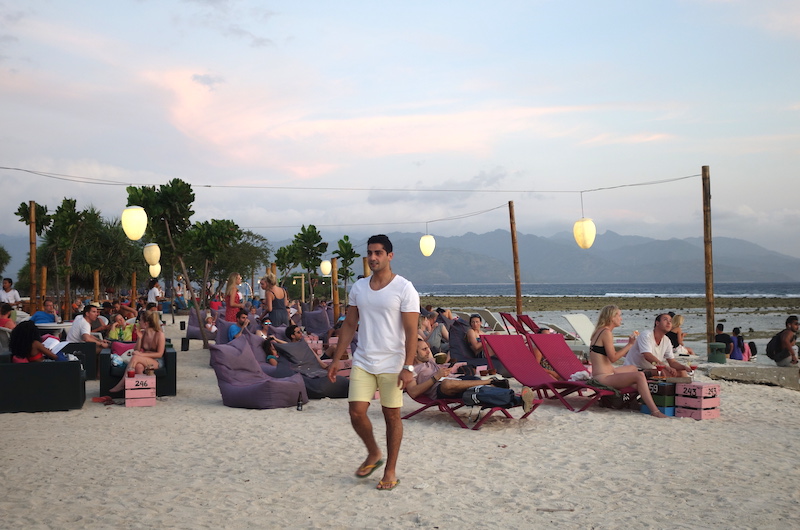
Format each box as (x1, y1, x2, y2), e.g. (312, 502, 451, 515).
(327, 234, 419, 491)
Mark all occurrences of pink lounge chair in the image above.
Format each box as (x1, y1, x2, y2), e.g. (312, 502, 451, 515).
(402, 388, 541, 431)
(498, 312, 526, 334)
(482, 334, 633, 413)
(517, 314, 542, 333)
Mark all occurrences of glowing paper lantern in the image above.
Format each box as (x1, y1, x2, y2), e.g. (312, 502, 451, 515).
(149, 263, 161, 278)
(320, 260, 332, 276)
(573, 218, 596, 249)
(121, 206, 147, 241)
(143, 243, 161, 266)
(420, 234, 436, 256)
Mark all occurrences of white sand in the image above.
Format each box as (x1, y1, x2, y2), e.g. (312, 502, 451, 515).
(2, 313, 799, 529)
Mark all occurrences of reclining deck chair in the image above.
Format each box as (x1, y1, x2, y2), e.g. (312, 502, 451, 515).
(517, 314, 542, 333)
(475, 310, 506, 332)
(527, 333, 638, 406)
(482, 334, 629, 412)
(498, 312, 525, 334)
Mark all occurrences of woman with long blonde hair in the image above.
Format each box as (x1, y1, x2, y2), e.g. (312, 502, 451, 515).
(589, 305, 666, 418)
(224, 272, 244, 322)
(109, 311, 166, 393)
(262, 272, 290, 326)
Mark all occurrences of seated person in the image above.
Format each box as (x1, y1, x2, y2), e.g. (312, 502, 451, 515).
(108, 311, 166, 393)
(205, 315, 218, 334)
(590, 305, 667, 418)
(465, 314, 487, 357)
(29, 299, 61, 324)
(622, 313, 689, 377)
(420, 311, 449, 355)
(0, 303, 16, 330)
(261, 337, 280, 366)
(0, 277, 22, 309)
(228, 309, 249, 341)
(91, 301, 114, 336)
(407, 339, 535, 405)
(108, 313, 135, 342)
(112, 299, 138, 320)
(9, 321, 64, 362)
(66, 304, 110, 353)
(666, 314, 696, 356)
(769, 315, 799, 367)
(528, 328, 560, 380)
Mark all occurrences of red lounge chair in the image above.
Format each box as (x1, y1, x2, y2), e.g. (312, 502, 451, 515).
(517, 314, 542, 333)
(482, 334, 632, 412)
(498, 312, 525, 334)
(402, 389, 541, 430)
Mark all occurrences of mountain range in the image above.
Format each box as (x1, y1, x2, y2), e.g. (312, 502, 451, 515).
(2, 230, 797, 285)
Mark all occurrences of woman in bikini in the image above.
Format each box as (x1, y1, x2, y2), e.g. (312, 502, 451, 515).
(109, 311, 165, 393)
(589, 305, 666, 418)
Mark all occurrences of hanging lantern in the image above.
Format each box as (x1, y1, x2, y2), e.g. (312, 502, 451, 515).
(143, 243, 161, 266)
(573, 218, 596, 249)
(149, 263, 161, 278)
(320, 260, 332, 276)
(420, 234, 436, 256)
(121, 206, 147, 241)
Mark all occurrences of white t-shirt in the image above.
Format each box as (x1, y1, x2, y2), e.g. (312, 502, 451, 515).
(147, 287, 160, 304)
(623, 330, 675, 370)
(66, 315, 91, 343)
(348, 274, 420, 374)
(0, 288, 21, 305)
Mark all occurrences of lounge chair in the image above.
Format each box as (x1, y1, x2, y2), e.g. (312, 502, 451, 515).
(562, 313, 627, 348)
(475, 309, 506, 332)
(517, 314, 542, 333)
(498, 312, 525, 334)
(402, 388, 540, 430)
(482, 334, 632, 412)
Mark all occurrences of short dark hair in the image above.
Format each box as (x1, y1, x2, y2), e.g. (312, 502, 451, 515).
(0, 303, 12, 315)
(285, 324, 300, 338)
(3, 278, 12, 285)
(367, 234, 392, 253)
(146, 302, 158, 310)
(654, 313, 670, 325)
(236, 309, 248, 318)
(716, 323, 724, 332)
(148, 279, 158, 289)
(82, 304, 97, 315)
(470, 314, 481, 321)
(787, 315, 798, 326)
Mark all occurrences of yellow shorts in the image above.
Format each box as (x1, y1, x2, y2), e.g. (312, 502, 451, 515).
(348, 365, 404, 408)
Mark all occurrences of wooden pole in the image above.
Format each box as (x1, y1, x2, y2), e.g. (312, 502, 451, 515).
(702, 166, 715, 345)
(131, 271, 137, 308)
(332, 257, 340, 321)
(39, 266, 47, 307)
(508, 201, 523, 316)
(271, 262, 277, 277)
(300, 274, 305, 304)
(93, 270, 100, 302)
(362, 256, 370, 277)
(29, 200, 38, 313)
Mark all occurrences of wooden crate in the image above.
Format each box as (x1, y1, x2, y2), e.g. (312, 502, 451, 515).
(653, 395, 675, 407)
(675, 395, 720, 409)
(675, 407, 720, 420)
(640, 404, 675, 416)
(676, 382, 720, 399)
(647, 381, 676, 397)
(125, 374, 157, 407)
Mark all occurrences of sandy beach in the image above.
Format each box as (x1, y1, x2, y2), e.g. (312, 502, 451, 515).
(2, 300, 800, 529)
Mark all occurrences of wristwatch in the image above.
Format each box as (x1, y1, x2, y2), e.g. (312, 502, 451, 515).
(402, 365, 415, 373)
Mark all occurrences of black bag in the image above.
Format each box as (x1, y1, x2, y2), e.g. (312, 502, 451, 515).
(461, 386, 516, 408)
(765, 332, 788, 361)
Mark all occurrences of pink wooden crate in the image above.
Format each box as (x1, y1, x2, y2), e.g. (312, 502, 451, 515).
(675, 406, 720, 420)
(676, 382, 720, 399)
(126, 397, 157, 407)
(126, 387, 156, 399)
(125, 374, 156, 390)
(676, 395, 720, 409)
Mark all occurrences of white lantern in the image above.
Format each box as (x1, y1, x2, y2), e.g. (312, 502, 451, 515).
(121, 206, 147, 241)
(143, 243, 161, 266)
(320, 260, 332, 276)
(149, 263, 161, 278)
(420, 234, 436, 256)
(573, 218, 596, 249)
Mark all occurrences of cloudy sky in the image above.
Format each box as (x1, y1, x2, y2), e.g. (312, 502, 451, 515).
(1, 0, 798, 260)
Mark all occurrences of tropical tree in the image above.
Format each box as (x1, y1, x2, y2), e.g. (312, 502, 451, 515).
(127, 179, 211, 347)
(15, 202, 52, 237)
(274, 243, 300, 286)
(185, 219, 242, 309)
(292, 225, 327, 302)
(333, 235, 360, 295)
(0, 245, 9, 276)
(215, 230, 272, 289)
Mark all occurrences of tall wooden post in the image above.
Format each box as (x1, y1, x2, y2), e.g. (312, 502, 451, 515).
(29, 200, 38, 313)
(131, 271, 137, 307)
(508, 201, 523, 316)
(39, 266, 47, 306)
(300, 274, 305, 304)
(332, 258, 340, 321)
(363, 257, 370, 277)
(702, 166, 715, 345)
(93, 270, 100, 302)
(271, 262, 277, 277)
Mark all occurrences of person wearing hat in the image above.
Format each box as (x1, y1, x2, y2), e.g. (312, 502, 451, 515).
(66, 303, 110, 353)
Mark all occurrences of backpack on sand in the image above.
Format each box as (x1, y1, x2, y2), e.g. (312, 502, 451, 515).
(461, 386, 517, 408)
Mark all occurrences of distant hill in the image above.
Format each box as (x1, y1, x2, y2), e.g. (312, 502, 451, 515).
(2, 229, 797, 285)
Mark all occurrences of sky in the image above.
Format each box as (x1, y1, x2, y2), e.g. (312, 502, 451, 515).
(1, 0, 799, 261)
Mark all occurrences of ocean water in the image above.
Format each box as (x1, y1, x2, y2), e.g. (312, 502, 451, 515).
(415, 282, 800, 298)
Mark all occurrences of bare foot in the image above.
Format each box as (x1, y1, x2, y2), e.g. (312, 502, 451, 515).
(651, 410, 667, 418)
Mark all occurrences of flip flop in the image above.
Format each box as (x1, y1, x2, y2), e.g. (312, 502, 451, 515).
(91, 396, 113, 405)
(376, 479, 400, 491)
(355, 458, 384, 478)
